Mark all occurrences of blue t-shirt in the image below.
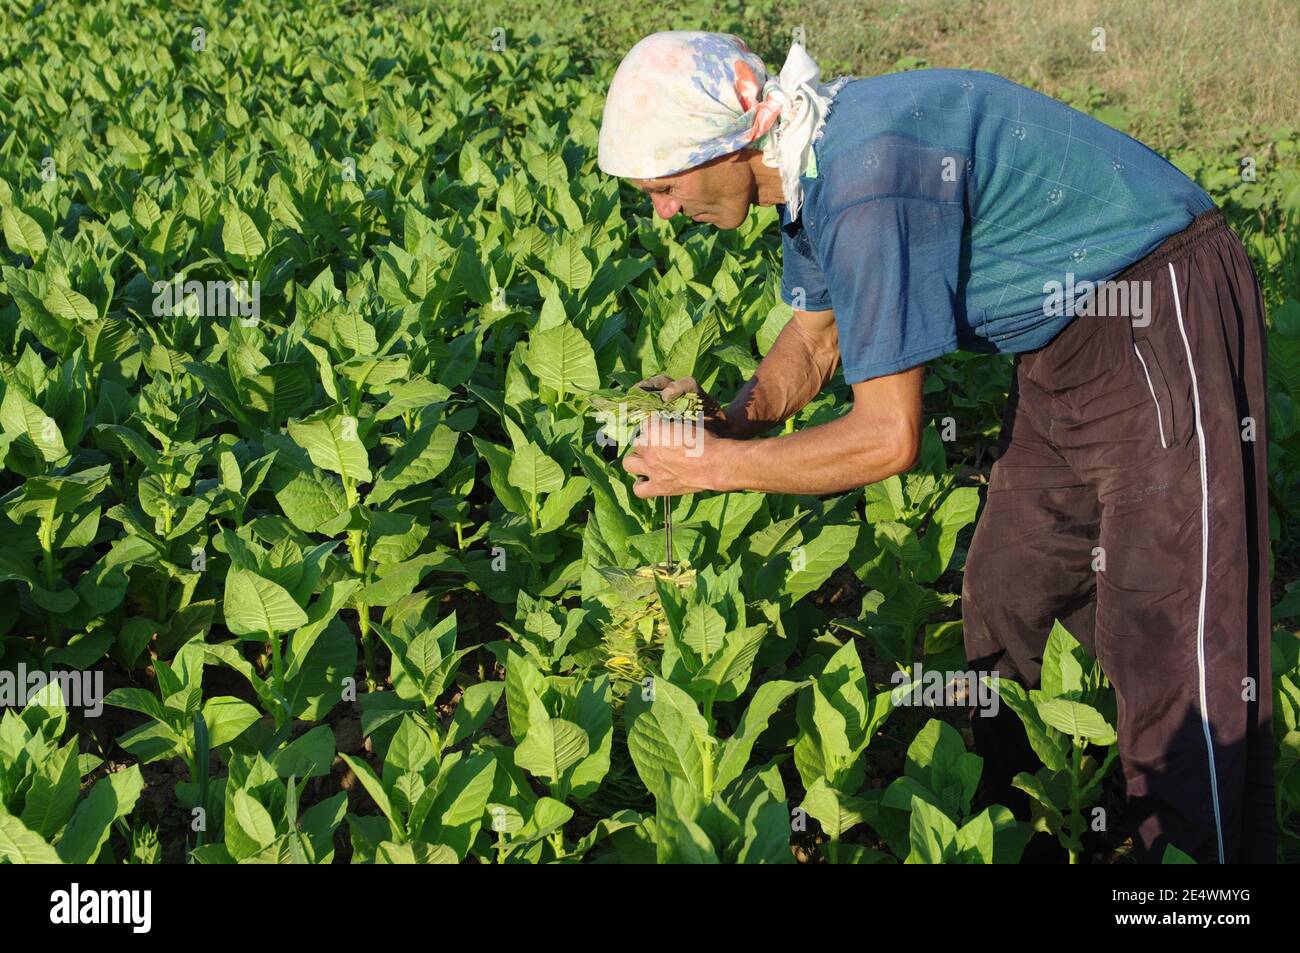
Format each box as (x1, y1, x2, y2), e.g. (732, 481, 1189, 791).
(778, 69, 1214, 383)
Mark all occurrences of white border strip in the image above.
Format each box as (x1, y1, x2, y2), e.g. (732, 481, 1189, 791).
(1132, 344, 1169, 448)
(1168, 261, 1225, 864)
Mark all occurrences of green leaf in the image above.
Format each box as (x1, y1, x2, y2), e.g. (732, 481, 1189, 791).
(547, 239, 592, 292)
(0, 809, 61, 863)
(1036, 698, 1116, 744)
(42, 283, 98, 324)
(515, 715, 590, 785)
(906, 795, 958, 864)
(802, 777, 871, 839)
(200, 696, 262, 747)
(232, 789, 278, 849)
(527, 322, 599, 397)
(2, 205, 46, 258)
(507, 442, 564, 502)
(1040, 619, 1086, 698)
(222, 204, 267, 259)
(340, 753, 397, 829)
(625, 676, 714, 802)
(56, 766, 144, 864)
(288, 411, 372, 484)
(368, 425, 457, 505)
(0, 388, 68, 462)
(781, 524, 860, 603)
(223, 568, 308, 637)
(714, 679, 801, 791)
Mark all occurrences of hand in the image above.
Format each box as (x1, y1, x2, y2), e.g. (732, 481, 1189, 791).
(621, 415, 731, 497)
(636, 374, 730, 436)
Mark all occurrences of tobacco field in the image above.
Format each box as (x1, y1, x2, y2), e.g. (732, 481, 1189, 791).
(0, 0, 1298, 864)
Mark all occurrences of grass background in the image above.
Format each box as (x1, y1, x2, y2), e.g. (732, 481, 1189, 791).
(470, 0, 1300, 149)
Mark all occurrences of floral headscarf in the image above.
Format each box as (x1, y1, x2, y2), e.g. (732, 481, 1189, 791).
(596, 31, 851, 223)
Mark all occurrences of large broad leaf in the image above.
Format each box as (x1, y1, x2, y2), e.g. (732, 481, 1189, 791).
(801, 777, 872, 839)
(200, 696, 262, 747)
(906, 795, 958, 864)
(284, 618, 357, 720)
(272, 465, 351, 534)
(271, 725, 336, 779)
(223, 568, 308, 637)
(42, 283, 98, 324)
(1040, 619, 1086, 699)
(1036, 698, 1116, 744)
(56, 765, 144, 863)
(625, 676, 714, 802)
(714, 679, 802, 792)
(916, 486, 980, 582)
(6, 466, 111, 524)
(417, 752, 496, 858)
(527, 321, 598, 397)
(244, 363, 313, 426)
(222, 204, 267, 259)
(20, 740, 81, 839)
(781, 524, 861, 603)
(231, 790, 278, 850)
(0, 810, 61, 863)
(547, 238, 592, 292)
(288, 411, 372, 484)
(368, 424, 457, 505)
(514, 714, 590, 785)
(2, 204, 46, 258)
(507, 442, 564, 503)
(0, 388, 68, 463)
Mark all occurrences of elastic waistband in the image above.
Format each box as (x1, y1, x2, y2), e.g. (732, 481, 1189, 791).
(1114, 206, 1226, 283)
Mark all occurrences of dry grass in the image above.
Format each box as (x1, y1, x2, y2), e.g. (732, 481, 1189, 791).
(769, 0, 1300, 150)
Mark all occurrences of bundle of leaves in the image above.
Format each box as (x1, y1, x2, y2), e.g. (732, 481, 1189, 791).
(580, 383, 704, 449)
(586, 562, 697, 707)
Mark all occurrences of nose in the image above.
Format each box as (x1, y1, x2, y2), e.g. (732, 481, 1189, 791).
(650, 193, 683, 219)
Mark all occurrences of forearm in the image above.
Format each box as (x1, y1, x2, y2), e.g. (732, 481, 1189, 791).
(710, 408, 912, 496)
(719, 316, 839, 439)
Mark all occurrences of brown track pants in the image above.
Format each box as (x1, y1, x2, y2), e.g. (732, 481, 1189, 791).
(962, 207, 1275, 864)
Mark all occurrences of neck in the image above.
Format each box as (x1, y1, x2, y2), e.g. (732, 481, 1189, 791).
(745, 150, 786, 207)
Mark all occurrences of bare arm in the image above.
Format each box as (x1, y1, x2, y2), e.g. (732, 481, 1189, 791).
(718, 308, 841, 438)
(625, 363, 925, 498)
(711, 367, 924, 495)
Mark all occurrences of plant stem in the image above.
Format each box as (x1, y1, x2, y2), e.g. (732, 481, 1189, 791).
(1068, 734, 1083, 864)
(39, 517, 56, 590)
(344, 476, 376, 692)
(663, 495, 673, 569)
(349, 527, 376, 691)
(269, 627, 285, 700)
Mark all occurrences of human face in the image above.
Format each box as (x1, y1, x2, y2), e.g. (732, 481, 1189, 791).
(628, 151, 757, 230)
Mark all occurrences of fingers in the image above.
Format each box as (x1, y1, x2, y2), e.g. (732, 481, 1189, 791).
(631, 477, 660, 499)
(659, 375, 698, 402)
(637, 375, 702, 404)
(631, 414, 674, 448)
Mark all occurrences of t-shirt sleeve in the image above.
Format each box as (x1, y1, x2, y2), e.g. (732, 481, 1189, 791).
(814, 197, 964, 383)
(778, 209, 833, 312)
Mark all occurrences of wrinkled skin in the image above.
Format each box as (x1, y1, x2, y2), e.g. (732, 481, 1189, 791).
(627, 147, 785, 230)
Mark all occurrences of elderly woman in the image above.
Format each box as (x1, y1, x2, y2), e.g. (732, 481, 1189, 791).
(597, 31, 1273, 864)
